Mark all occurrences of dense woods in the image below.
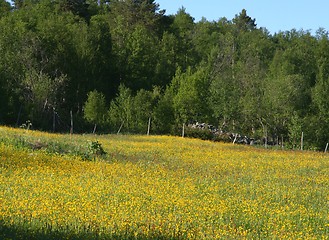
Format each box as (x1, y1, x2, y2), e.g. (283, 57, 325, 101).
(1, 0, 329, 150)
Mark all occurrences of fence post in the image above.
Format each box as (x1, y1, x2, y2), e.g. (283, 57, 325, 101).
(70, 110, 73, 134)
(281, 135, 284, 149)
(53, 107, 56, 132)
(182, 123, 185, 138)
(147, 117, 151, 136)
(117, 121, 124, 134)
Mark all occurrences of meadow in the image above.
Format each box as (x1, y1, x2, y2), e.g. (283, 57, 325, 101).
(0, 126, 328, 239)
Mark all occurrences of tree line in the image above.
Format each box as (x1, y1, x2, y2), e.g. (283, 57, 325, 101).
(1, 0, 329, 150)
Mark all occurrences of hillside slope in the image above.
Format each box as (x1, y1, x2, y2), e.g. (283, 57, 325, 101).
(0, 127, 328, 239)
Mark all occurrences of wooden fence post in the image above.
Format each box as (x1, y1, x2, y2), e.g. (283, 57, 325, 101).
(281, 135, 284, 149)
(93, 124, 97, 134)
(117, 121, 124, 134)
(70, 110, 73, 134)
(53, 107, 56, 132)
(147, 117, 151, 136)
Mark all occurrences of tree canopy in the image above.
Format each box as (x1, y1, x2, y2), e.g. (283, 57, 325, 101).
(1, 2, 329, 149)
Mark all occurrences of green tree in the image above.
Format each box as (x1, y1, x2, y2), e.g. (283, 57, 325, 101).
(0, 1, 109, 128)
(0, 0, 10, 18)
(0, 3, 72, 128)
(125, 25, 158, 90)
(171, 67, 211, 125)
(108, 84, 134, 133)
(288, 112, 303, 149)
(192, 18, 221, 63)
(79, 14, 116, 97)
(264, 30, 317, 143)
(109, 0, 163, 91)
(34, 3, 114, 117)
(155, 31, 178, 87)
(208, 33, 240, 132)
(171, 7, 197, 70)
(109, 0, 163, 32)
(12, 0, 39, 9)
(235, 29, 273, 136)
(311, 29, 329, 147)
(84, 90, 107, 133)
(232, 9, 256, 32)
(131, 87, 160, 133)
(273, 30, 317, 105)
(0, 5, 26, 124)
(22, 69, 67, 125)
(57, 0, 91, 22)
(263, 63, 303, 142)
(153, 88, 175, 134)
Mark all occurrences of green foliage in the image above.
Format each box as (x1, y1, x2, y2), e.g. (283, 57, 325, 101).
(108, 85, 161, 134)
(171, 67, 211, 124)
(0, 0, 10, 18)
(86, 140, 107, 160)
(152, 88, 175, 134)
(184, 126, 214, 141)
(132, 87, 160, 133)
(288, 112, 303, 149)
(192, 19, 221, 63)
(84, 90, 107, 127)
(108, 84, 133, 132)
(0, 1, 329, 148)
(125, 25, 159, 90)
(58, 0, 91, 22)
(232, 9, 257, 32)
(155, 31, 178, 86)
(0, 128, 107, 161)
(171, 7, 197, 70)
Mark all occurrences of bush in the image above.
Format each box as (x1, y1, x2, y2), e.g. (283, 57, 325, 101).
(84, 140, 107, 161)
(184, 127, 214, 140)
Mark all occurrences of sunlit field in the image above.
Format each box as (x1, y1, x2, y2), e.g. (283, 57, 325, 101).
(0, 126, 328, 239)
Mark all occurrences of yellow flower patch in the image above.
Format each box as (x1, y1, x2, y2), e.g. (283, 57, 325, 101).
(0, 126, 328, 239)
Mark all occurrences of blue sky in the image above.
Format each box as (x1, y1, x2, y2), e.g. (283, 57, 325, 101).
(157, 0, 329, 35)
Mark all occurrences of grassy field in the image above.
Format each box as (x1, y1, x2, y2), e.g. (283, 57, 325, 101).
(0, 126, 328, 239)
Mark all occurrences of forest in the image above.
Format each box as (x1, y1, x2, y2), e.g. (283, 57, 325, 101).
(1, 0, 329, 150)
